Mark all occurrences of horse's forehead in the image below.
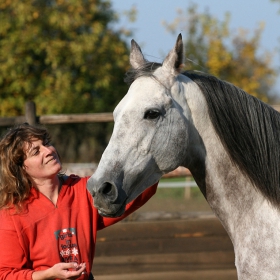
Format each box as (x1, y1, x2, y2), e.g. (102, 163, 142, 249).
(130, 77, 166, 95)
(115, 77, 169, 113)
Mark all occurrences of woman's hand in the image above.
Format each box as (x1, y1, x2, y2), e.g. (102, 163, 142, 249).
(32, 262, 87, 280)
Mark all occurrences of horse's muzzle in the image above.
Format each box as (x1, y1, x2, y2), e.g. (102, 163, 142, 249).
(87, 178, 127, 217)
(92, 182, 118, 203)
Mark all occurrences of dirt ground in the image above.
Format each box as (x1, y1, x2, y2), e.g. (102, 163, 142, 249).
(96, 269, 237, 280)
(92, 189, 237, 280)
(131, 185, 212, 212)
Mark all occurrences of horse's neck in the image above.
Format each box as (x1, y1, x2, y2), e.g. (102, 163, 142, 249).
(202, 138, 265, 229)
(180, 80, 279, 231)
(182, 82, 280, 278)
(199, 134, 280, 279)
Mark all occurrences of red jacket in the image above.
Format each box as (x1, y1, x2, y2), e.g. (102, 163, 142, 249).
(0, 175, 157, 280)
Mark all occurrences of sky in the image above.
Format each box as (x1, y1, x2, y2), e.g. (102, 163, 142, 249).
(111, 0, 280, 95)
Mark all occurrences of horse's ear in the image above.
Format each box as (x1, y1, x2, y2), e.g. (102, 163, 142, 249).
(130, 39, 147, 69)
(162, 33, 184, 74)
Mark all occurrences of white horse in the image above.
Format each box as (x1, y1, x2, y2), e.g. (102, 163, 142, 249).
(87, 34, 280, 279)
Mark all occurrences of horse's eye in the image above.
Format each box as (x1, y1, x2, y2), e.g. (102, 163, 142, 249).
(144, 109, 160, 120)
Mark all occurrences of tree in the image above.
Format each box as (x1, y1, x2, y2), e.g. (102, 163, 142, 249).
(0, 0, 131, 116)
(0, 0, 135, 162)
(163, 4, 277, 103)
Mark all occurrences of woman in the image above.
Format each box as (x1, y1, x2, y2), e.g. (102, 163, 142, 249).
(0, 123, 157, 280)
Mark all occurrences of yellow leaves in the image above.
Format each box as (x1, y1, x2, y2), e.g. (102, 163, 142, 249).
(207, 40, 232, 76)
(164, 3, 276, 102)
(0, 0, 11, 9)
(197, 11, 233, 77)
(33, 11, 39, 19)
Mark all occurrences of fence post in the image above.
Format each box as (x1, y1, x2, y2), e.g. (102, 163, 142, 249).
(25, 101, 37, 125)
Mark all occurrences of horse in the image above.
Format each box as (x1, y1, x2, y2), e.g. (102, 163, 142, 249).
(87, 34, 280, 279)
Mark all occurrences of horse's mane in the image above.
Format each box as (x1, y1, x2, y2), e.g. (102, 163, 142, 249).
(185, 71, 280, 206)
(124, 62, 162, 85)
(125, 63, 280, 206)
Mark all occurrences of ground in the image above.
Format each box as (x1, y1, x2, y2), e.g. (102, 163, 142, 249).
(93, 185, 237, 280)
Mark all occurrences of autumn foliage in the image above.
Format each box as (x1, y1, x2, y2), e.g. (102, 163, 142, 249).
(163, 4, 277, 102)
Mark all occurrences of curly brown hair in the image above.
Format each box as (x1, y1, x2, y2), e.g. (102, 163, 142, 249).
(0, 123, 60, 211)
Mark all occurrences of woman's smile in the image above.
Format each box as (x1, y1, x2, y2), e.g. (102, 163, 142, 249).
(23, 139, 62, 181)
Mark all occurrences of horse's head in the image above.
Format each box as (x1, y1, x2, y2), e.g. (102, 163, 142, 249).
(87, 34, 203, 217)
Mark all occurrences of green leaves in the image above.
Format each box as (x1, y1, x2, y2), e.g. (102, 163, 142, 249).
(0, 0, 130, 116)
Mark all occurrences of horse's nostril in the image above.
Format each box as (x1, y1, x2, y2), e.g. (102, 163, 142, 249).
(95, 182, 118, 203)
(101, 182, 113, 195)
(98, 182, 118, 202)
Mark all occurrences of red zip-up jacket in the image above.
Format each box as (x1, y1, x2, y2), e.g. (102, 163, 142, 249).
(0, 175, 158, 280)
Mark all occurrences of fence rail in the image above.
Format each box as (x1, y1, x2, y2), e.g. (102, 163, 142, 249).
(0, 101, 113, 126)
(1, 101, 280, 127)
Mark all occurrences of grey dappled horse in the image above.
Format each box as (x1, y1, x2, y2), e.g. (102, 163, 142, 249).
(87, 34, 280, 279)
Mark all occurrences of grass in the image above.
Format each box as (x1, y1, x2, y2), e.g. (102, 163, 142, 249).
(160, 176, 187, 183)
(157, 176, 203, 199)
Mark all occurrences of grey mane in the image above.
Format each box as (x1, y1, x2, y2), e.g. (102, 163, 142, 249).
(125, 62, 280, 207)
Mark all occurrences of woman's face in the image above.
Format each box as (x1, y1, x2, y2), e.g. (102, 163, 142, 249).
(23, 139, 62, 182)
